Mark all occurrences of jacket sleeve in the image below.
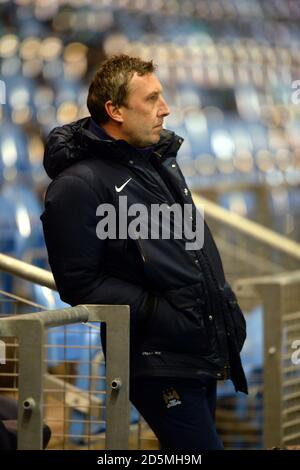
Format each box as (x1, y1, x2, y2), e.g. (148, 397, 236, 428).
(41, 174, 151, 325)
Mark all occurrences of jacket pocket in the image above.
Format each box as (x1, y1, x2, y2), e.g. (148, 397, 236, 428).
(164, 282, 205, 309)
(142, 293, 211, 355)
(223, 283, 246, 352)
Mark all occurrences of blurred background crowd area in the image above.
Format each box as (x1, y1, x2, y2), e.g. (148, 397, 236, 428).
(0, 0, 300, 264)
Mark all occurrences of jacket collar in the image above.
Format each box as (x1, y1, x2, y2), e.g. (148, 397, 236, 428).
(78, 117, 184, 161)
(43, 117, 184, 179)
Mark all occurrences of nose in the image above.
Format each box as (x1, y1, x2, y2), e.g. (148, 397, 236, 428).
(158, 96, 170, 117)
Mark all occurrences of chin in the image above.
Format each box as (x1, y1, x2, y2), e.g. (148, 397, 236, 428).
(134, 133, 160, 147)
(152, 133, 161, 144)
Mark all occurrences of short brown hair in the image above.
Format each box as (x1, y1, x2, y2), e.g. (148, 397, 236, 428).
(87, 54, 156, 125)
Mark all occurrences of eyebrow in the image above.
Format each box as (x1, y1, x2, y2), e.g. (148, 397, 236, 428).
(145, 89, 163, 99)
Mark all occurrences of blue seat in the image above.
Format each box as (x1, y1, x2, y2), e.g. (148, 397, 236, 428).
(218, 190, 258, 218)
(0, 195, 14, 313)
(0, 123, 31, 183)
(0, 184, 44, 259)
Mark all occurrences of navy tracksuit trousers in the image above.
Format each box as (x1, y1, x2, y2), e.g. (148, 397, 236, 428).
(130, 375, 224, 451)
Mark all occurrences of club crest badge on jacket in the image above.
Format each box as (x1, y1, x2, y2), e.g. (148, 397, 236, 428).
(162, 388, 182, 408)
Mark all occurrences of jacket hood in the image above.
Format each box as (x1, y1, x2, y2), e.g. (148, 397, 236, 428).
(43, 117, 183, 179)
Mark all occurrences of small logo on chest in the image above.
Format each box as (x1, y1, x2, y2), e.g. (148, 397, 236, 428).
(115, 178, 132, 192)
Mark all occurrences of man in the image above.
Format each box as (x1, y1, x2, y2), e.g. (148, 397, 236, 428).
(41, 55, 247, 450)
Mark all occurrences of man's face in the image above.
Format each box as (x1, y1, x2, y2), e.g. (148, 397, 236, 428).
(119, 72, 170, 148)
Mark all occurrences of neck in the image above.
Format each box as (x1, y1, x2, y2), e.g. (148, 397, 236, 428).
(101, 121, 125, 142)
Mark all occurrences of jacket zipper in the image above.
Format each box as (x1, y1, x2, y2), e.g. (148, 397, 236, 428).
(137, 237, 147, 263)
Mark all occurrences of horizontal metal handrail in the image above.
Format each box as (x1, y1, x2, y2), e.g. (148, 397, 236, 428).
(194, 195, 300, 261)
(1, 305, 89, 328)
(235, 269, 300, 296)
(0, 253, 55, 289)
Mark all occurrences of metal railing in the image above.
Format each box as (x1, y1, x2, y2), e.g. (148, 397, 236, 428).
(236, 271, 300, 449)
(196, 196, 300, 448)
(0, 304, 130, 450)
(0, 255, 157, 450)
(0, 253, 55, 290)
(193, 195, 300, 263)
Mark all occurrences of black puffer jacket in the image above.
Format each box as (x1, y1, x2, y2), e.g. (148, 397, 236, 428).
(41, 117, 248, 393)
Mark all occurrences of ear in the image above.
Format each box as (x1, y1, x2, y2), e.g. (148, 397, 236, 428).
(104, 100, 124, 123)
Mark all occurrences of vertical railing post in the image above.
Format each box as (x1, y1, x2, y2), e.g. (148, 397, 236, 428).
(17, 319, 45, 450)
(258, 283, 283, 449)
(87, 305, 130, 450)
